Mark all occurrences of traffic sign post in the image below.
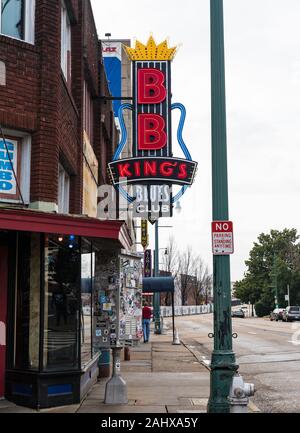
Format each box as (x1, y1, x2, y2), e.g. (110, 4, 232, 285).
(212, 221, 234, 255)
(208, 0, 238, 414)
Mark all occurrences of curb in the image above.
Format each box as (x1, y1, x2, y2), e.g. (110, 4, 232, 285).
(181, 340, 262, 413)
(248, 400, 261, 413)
(181, 340, 211, 371)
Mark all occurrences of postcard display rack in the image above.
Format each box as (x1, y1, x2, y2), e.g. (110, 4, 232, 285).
(93, 252, 143, 351)
(93, 252, 121, 350)
(119, 254, 143, 346)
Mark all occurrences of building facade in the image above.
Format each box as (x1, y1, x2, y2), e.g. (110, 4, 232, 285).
(0, 0, 133, 408)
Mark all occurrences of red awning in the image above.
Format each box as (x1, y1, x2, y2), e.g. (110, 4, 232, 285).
(0, 207, 132, 250)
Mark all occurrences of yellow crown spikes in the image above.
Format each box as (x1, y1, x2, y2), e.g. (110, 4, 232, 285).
(125, 36, 177, 61)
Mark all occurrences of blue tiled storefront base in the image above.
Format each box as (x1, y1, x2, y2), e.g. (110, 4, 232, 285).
(5, 357, 98, 409)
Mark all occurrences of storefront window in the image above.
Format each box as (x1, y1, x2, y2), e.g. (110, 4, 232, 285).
(15, 232, 40, 370)
(81, 239, 95, 367)
(43, 234, 80, 371)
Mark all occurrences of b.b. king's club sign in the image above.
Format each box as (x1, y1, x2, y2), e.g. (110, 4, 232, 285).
(108, 37, 197, 222)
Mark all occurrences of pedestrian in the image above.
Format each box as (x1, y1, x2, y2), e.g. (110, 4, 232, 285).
(142, 301, 152, 343)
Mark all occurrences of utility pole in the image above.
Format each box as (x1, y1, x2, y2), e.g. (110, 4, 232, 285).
(207, 0, 238, 413)
(271, 254, 279, 309)
(153, 220, 161, 334)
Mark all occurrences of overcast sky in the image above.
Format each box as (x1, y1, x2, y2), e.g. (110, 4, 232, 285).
(91, 0, 300, 281)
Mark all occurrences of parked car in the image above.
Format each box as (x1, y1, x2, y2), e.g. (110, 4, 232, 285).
(270, 308, 285, 321)
(231, 309, 245, 318)
(282, 306, 300, 322)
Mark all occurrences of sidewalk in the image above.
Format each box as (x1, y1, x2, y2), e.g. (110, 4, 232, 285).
(0, 324, 260, 413)
(76, 331, 210, 414)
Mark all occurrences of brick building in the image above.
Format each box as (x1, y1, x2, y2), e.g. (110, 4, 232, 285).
(0, 0, 133, 409)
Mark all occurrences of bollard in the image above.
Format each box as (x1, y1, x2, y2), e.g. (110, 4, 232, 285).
(172, 328, 181, 345)
(228, 373, 255, 413)
(104, 347, 128, 404)
(124, 346, 130, 361)
(98, 348, 110, 378)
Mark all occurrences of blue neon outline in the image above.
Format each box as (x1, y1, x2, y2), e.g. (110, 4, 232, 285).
(113, 103, 133, 161)
(112, 104, 135, 203)
(171, 103, 193, 204)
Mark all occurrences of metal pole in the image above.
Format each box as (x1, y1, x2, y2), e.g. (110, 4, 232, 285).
(172, 291, 175, 342)
(287, 284, 290, 307)
(272, 254, 279, 309)
(207, 0, 238, 413)
(154, 220, 161, 334)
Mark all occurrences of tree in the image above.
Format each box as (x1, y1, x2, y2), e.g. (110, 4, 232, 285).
(191, 256, 212, 305)
(234, 228, 300, 313)
(159, 239, 212, 306)
(178, 246, 194, 305)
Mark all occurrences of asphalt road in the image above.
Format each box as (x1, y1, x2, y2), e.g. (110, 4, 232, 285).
(166, 313, 300, 413)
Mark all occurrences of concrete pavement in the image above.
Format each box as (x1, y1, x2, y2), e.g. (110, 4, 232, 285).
(172, 313, 300, 413)
(76, 329, 211, 414)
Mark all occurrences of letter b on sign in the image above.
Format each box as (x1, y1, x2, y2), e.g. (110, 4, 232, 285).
(138, 114, 167, 151)
(138, 68, 166, 104)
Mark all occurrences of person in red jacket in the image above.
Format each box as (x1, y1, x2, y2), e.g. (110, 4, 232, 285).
(142, 301, 152, 343)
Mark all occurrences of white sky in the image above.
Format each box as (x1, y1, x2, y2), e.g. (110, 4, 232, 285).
(91, 0, 300, 281)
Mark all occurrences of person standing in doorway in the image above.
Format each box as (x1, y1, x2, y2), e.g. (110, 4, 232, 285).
(142, 301, 152, 343)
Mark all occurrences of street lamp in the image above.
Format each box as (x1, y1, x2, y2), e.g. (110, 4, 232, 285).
(207, 0, 238, 413)
(271, 253, 279, 309)
(153, 225, 171, 334)
(153, 221, 161, 334)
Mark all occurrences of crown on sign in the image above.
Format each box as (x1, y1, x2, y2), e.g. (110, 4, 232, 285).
(125, 36, 177, 61)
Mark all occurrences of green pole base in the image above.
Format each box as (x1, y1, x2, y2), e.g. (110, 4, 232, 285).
(207, 351, 238, 413)
(154, 318, 162, 335)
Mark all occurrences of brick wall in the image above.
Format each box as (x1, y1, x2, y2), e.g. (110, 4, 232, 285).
(0, 36, 39, 131)
(0, 0, 117, 216)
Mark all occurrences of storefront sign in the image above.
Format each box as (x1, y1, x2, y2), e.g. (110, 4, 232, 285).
(102, 41, 122, 117)
(212, 221, 234, 255)
(107, 36, 197, 221)
(144, 249, 152, 277)
(0, 138, 19, 199)
(141, 219, 148, 249)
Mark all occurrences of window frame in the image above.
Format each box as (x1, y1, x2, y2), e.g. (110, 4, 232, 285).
(0, 130, 31, 205)
(58, 163, 70, 214)
(0, 0, 35, 44)
(83, 80, 94, 145)
(61, 0, 72, 83)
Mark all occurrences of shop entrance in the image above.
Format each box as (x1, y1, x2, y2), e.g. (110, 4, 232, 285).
(0, 245, 8, 399)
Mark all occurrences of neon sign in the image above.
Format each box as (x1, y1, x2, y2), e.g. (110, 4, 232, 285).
(0, 138, 19, 199)
(108, 37, 197, 220)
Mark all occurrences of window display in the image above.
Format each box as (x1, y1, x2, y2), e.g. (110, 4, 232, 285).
(43, 234, 80, 371)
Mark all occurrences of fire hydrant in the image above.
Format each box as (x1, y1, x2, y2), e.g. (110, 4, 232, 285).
(228, 373, 255, 413)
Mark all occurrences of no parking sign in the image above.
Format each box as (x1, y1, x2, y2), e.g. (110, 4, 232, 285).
(212, 221, 234, 255)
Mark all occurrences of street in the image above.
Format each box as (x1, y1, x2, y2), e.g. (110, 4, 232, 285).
(166, 314, 300, 413)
